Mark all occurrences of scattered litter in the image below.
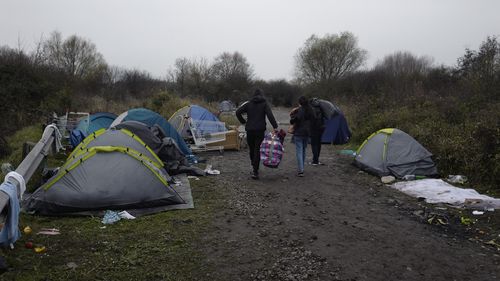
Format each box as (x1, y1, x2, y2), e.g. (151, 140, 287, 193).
(204, 164, 220, 175)
(66, 262, 78, 270)
(24, 241, 34, 249)
(472, 210, 485, 215)
(37, 228, 60, 235)
(187, 176, 200, 181)
(99, 226, 106, 229)
(34, 246, 46, 253)
(381, 176, 396, 184)
(118, 211, 135, 220)
(102, 210, 121, 224)
(402, 175, 426, 181)
(447, 175, 467, 184)
(427, 213, 449, 225)
(460, 216, 473, 226)
(23, 226, 32, 234)
(102, 210, 136, 224)
(485, 239, 500, 249)
(339, 149, 356, 156)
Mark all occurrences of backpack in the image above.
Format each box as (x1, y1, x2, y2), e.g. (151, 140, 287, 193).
(260, 132, 285, 168)
(311, 104, 325, 131)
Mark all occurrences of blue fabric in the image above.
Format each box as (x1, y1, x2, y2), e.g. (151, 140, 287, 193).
(72, 112, 117, 147)
(70, 129, 87, 148)
(294, 136, 308, 173)
(0, 182, 21, 247)
(76, 112, 117, 135)
(189, 105, 226, 135)
(321, 113, 352, 144)
(123, 108, 194, 157)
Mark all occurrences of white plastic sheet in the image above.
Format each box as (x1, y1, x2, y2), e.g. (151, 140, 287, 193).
(391, 179, 500, 209)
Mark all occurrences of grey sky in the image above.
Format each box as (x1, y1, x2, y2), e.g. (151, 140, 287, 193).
(1, 0, 499, 80)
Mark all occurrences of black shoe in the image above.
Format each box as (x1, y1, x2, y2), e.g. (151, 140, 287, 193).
(297, 172, 304, 177)
(251, 171, 259, 180)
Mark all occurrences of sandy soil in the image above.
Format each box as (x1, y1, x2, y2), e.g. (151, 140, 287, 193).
(199, 108, 500, 281)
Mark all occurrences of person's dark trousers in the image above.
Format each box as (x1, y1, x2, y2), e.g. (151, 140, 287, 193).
(246, 130, 265, 174)
(310, 133, 323, 164)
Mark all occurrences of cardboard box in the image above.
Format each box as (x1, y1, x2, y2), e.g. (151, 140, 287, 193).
(207, 130, 241, 150)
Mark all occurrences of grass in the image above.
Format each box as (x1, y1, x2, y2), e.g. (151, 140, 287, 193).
(0, 117, 223, 280)
(1, 177, 221, 281)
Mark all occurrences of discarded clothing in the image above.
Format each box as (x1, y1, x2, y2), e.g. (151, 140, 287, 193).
(0, 182, 21, 247)
(5, 171, 26, 199)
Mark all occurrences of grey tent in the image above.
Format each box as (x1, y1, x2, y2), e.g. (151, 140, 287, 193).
(219, 100, 235, 112)
(112, 121, 204, 176)
(354, 128, 438, 178)
(23, 127, 186, 215)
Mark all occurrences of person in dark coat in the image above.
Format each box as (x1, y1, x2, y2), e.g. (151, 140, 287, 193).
(290, 96, 313, 177)
(309, 98, 326, 165)
(236, 88, 278, 179)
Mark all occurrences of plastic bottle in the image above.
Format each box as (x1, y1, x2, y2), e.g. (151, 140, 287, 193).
(402, 175, 416, 180)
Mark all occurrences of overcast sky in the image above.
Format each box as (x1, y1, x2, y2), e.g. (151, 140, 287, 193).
(1, 0, 499, 80)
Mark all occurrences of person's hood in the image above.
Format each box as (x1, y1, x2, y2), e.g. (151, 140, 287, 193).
(251, 94, 266, 103)
(310, 97, 321, 107)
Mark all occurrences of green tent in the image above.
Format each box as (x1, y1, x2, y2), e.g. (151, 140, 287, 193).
(24, 128, 186, 215)
(354, 128, 438, 178)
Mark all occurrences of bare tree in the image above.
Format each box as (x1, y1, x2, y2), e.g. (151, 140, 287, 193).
(212, 51, 253, 81)
(294, 32, 367, 84)
(42, 31, 107, 79)
(211, 51, 254, 100)
(375, 51, 433, 77)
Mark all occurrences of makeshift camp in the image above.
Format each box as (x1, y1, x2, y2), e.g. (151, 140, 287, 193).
(70, 112, 117, 147)
(23, 127, 192, 215)
(110, 108, 194, 159)
(354, 128, 438, 178)
(169, 105, 227, 150)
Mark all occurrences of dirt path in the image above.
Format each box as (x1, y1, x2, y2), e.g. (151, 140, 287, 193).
(199, 108, 500, 281)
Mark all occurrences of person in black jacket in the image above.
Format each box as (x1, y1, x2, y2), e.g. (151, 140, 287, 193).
(309, 98, 326, 165)
(236, 88, 278, 179)
(290, 96, 313, 177)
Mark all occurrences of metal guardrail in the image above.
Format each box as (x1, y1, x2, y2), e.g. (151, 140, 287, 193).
(0, 125, 57, 217)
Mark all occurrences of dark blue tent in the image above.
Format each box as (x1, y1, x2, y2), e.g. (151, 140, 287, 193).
(321, 113, 352, 144)
(70, 112, 117, 147)
(111, 108, 195, 159)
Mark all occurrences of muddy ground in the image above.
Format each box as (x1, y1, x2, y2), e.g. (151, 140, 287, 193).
(198, 108, 500, 281)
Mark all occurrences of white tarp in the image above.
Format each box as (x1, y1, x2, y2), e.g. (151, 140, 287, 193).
(391, 179, 500, 209)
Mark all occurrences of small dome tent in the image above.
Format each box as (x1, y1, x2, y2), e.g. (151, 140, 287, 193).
(70, 112, 117, 147)
(110, 108, 194, 158)
(354, 128, 438, 178)
(219, 100, 235, 112)
(24, 128, 185, 215)
(169, 105, 227, 139)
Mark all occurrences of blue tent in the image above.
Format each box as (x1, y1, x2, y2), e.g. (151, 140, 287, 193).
(70, 112, 117, 147)
(321, 113, 352, 144)
(111, 108, 195, 158)
(169, 105, 226, 139)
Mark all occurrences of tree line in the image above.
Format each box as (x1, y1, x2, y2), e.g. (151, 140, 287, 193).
(1, 30, 499, 192)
